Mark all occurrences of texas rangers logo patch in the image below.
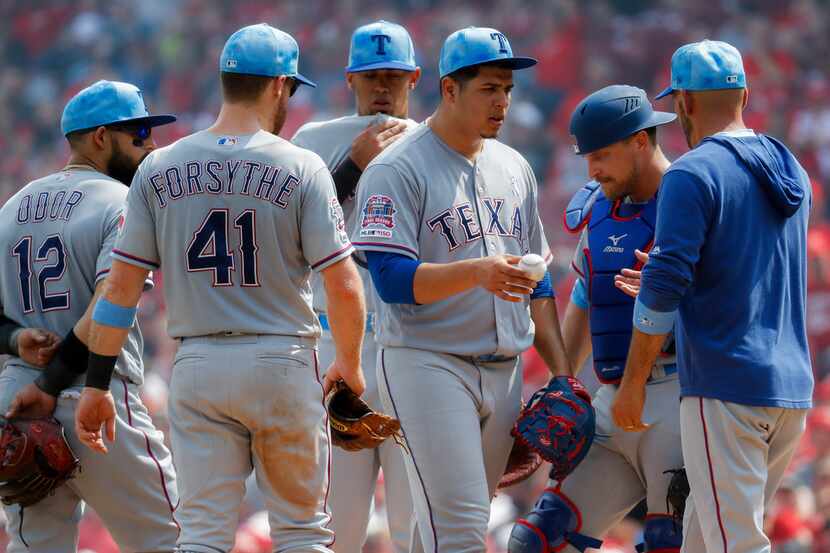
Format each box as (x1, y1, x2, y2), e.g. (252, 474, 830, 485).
(360, 194, 396, 238)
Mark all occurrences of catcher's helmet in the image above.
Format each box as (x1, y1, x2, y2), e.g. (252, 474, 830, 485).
(569, 84, 675, 155)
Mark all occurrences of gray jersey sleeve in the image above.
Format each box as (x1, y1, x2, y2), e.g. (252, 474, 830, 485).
(97, 205, 154, 290)
(351, 163, 421, 260)
(301, 167, 354, 272)
(95, 206, 123, 283)
(291, 127, 312, 151)
(113, 164, 160, 271)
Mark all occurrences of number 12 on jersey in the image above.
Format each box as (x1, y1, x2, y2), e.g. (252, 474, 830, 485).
(13, 234, 70, 313)
(186, 208, 260, 287)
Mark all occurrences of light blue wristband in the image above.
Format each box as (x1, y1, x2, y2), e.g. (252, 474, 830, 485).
(633, 298, 675, 335)
(92, 297, 137, 328)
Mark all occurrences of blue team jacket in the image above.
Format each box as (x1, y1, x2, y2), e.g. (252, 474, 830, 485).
(637, 130, 813, 408)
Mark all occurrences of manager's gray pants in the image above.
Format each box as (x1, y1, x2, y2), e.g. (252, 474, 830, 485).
(680, 397, 807, 553)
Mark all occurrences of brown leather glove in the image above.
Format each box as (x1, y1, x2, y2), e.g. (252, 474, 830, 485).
(326, 381, 403, 452)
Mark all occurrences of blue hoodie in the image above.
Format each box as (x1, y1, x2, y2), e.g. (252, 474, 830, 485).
(635, 130, 813, 408)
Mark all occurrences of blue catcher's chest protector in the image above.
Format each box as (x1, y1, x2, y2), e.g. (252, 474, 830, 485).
(565, 183, 657, 384)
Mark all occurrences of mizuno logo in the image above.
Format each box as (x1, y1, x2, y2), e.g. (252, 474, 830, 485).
(603, 233, 627, 253)
(608, 234, 627, 246)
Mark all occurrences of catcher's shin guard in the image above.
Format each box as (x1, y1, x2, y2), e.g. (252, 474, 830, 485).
(635, 514, 682, 553)
(508, 487, 603, 553)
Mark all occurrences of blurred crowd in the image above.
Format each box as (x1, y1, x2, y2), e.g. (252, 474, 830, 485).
(2, 0, 830, 551)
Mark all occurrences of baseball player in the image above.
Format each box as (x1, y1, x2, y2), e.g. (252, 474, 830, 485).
(291, 20, 419, 553)
(0, 80, 179, 552)
(75, 24, 367, 553)
(613, 40, 813, 553)
(508, 85, 683, 553)
(351, 27, 570, 553)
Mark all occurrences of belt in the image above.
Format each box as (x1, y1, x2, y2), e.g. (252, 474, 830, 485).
(649, 363, 677, 381)
(466, 353, 518, 364)
(179, 331, 252, 342)
(318, 312, 374, 334)
(179, 333, 316, 347)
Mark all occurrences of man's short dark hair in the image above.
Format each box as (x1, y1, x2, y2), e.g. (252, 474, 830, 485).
(440, 60, 515, 97)
(65, 129, 91, 147)
(220, 72, 274, 103)
(627, 126, 658, 146)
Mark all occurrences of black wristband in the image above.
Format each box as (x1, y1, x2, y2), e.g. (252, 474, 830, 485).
(35, 329, 89, 397)
(0, 315, 22, 356)
(332, 156, 363, 203)
(57, 328, 89, 369)
(86, 352, 119, 390)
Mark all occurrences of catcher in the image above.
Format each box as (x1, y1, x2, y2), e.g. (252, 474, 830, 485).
(508, 86, 684, 553)
(0, 80, 180, 552)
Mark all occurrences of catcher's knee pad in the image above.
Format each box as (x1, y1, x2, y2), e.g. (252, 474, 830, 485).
(635, 514, 682, 553)
(508, 487, 603, 553)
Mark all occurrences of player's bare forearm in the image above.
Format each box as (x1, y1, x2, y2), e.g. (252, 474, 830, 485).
(621, 328, 667, 390)
(413, 255, 535, 304)
(86, 260, 149, 356)
(412, 259, 480, 304)
(612, 327, 666, 431)
(321, 257, 366, 367)
(561, 300, 592, 377)
(530, 297, 571, 377)
(72, 281, 106, 345)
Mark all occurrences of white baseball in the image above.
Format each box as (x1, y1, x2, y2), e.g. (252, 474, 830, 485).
(518, 253, 547, 281)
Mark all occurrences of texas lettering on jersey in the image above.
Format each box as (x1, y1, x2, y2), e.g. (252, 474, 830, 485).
(425, 197, 524, 251)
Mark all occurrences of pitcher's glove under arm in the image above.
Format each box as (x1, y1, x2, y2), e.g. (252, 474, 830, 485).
(0, 417, 79, 507)
(664, 467, 690, 522)
(326, 381, 404, 451)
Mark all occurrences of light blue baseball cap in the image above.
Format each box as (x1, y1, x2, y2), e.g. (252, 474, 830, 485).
(346, 20, 417, 73)
(61, 80, 176, 136)
(655, 40, 746, 100)
(220, 23, 316, 88)
(439, 26, 537, 79)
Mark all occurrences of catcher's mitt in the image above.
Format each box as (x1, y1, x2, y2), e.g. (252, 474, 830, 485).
(326, 381, 404, 452)
(664, 467, 689, 522)
(512, 376, 595, 482)
(0, 417, 79, 507)
(498, 436, 542, 490)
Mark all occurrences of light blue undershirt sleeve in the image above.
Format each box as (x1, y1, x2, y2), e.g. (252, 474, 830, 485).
(570, 278, 589, 309)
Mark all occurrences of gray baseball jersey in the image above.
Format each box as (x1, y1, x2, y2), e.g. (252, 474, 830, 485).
(291, 114, 418, 315)
(292, 114, 419, 553)
(351, 124, 551, 357)
(113, 129, 353, 338)
(0, 168, 149, 384)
